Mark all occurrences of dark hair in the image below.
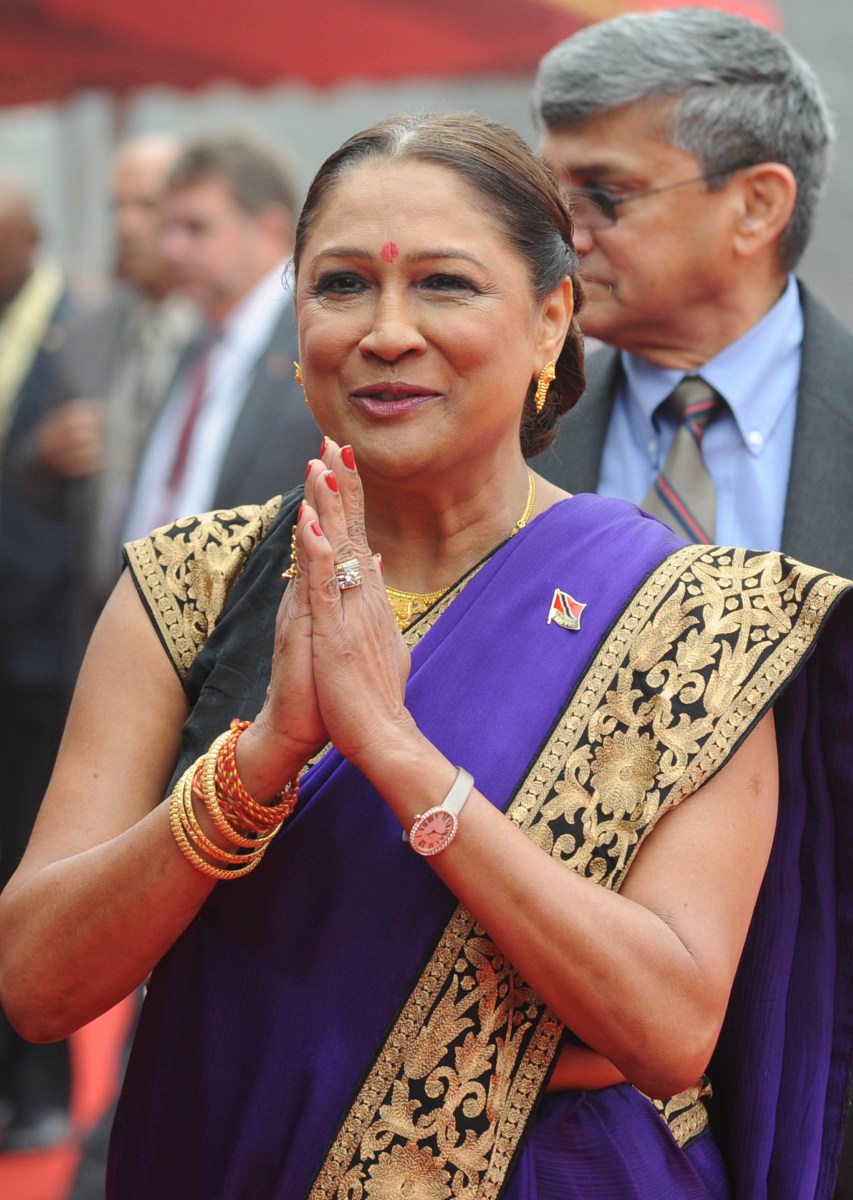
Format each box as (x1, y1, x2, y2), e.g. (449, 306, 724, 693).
(293, 112, 585, 458)
(168, 133, 300, 219)
(533, 9, 834, 270)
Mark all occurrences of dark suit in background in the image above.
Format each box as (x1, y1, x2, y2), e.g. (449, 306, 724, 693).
(124, 298, 319, 535)
(56, 286, 197, 650)
(209, 303, 319, 510)
(535, 284, 853, 579)
(0, 285, 75, 1149)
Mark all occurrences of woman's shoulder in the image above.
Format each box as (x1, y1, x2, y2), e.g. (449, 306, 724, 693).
(123, 495, 292, 678)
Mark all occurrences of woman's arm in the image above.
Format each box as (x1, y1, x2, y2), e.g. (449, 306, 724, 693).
(0, 497, 342, 1043)
(0, 572, 204, 1039)
(356, 714, 777, 1101)
(299, 448, 779, 1100)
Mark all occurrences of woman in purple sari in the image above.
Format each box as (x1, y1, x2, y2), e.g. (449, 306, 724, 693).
(0, 113, 850, 1199)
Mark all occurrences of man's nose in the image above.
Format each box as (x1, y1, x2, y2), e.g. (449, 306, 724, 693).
(571, 222, 595, 256)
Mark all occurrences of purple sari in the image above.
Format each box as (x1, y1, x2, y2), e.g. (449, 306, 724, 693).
(112, 492, 852, 1198)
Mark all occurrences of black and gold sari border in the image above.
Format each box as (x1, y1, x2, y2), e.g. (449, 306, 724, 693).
(123, 498, 282, 678)
(307, 546, 849, 1197)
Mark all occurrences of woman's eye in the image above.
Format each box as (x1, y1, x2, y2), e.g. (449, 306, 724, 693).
(313, 272, 368, 296)
(420, 274, 477, 294)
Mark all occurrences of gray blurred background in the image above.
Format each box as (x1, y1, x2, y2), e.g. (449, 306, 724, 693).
(1, 0, 850, 326)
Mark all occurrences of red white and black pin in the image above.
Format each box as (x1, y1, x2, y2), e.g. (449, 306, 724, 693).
(547, 588, 586, 631)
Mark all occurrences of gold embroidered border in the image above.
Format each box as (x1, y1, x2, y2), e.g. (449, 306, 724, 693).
(124, 498, 282, 677)
(308, 547, 849, 1198)
(506, 546, 847, 891)
(648, 1077, 712, 1149)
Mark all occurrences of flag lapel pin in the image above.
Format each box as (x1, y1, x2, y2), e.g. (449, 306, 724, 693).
(547, 588, 586, 631)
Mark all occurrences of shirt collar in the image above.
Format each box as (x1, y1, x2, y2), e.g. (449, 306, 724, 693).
(620, 275, 803, 457)
(218, 260, 291, 350)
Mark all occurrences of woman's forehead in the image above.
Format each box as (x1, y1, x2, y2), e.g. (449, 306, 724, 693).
(304, 158, 505, 252)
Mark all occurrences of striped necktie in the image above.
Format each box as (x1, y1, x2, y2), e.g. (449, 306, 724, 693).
(641, 376, 722, 543)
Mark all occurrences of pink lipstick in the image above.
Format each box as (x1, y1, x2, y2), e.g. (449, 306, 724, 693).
(350, 381, 440, 418)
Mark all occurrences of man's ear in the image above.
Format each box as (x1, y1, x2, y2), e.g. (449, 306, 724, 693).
(732, 163, 797, 260)
(258, 202, 295, 250)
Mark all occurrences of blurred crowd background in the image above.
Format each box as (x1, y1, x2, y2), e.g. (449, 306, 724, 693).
(0, 0, 850, 325)
(0, 1, 850, 1196)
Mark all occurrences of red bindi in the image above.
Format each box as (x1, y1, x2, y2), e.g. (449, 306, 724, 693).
(380, 241, 399, 262)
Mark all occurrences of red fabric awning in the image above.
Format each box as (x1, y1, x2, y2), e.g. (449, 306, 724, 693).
(1, 0, 782, 106)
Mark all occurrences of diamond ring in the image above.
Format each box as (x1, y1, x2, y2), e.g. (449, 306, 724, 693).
(334, 558, 363, 591)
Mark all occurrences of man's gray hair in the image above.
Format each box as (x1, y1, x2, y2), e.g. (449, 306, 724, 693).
(532, 7, 834, 269)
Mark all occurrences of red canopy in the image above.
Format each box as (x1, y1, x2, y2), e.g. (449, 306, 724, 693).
(1, 0, 781, 106)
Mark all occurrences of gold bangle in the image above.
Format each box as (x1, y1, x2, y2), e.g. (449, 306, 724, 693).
(168, 724, 298, 881)
(168, 786, 266, 880)
(199, 753, 273, 849)
(216, 722, 300, 829)
(178, 772, 254, 865)
(192, 776, 281, 849)
(199, 735, 266, 848)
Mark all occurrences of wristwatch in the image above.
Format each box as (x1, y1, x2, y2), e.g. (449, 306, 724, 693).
(405, 767, 475, 857)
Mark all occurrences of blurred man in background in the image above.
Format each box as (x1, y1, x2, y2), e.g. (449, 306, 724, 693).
(0, 170, 76, 1152)
(122, 132, 318, 542)
(42, 133, 198, 642)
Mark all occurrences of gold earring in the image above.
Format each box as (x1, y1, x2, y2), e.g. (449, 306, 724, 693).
(534, 360, 556, 414)
(293, 361, 303, 385)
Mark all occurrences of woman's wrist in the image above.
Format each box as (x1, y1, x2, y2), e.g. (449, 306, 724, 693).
(352, 722, 460, 835)
(233, 717, 313, 803)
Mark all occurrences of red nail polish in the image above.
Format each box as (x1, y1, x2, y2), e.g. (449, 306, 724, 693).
(297, 502, 304, 521)
(341, 445, 355, 470)
(305, 461, 312, 479)
(310, 521, 323, 538)
(320, 437, 328, 457)
(378, 556, 384, 576)
(326, 471, 339, 493)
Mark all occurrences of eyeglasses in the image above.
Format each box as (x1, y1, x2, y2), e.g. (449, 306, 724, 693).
(565, 163, 756, 230)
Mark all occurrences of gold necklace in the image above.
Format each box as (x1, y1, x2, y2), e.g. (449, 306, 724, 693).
(384, 471, 536, 630)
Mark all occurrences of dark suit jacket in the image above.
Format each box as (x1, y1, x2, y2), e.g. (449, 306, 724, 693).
(533, 282, 853, 579)
(210, 300, 319, 509)
(0, 289, 79, 701)
(148, 300, 319, 515)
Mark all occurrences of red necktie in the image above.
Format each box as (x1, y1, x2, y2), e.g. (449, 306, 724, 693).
(166, 340, 212, 494)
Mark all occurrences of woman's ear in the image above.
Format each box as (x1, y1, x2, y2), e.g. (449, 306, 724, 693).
(732, 163, 797, 260)
(536, 276, 574, 363)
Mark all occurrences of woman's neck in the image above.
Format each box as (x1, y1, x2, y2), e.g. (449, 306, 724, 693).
(363, 466, 567, 594)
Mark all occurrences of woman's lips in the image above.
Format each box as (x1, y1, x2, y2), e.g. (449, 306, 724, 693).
(349, 382, 440, 417)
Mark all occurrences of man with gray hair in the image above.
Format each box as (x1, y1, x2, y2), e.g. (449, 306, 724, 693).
(533, 10, 853, 1199)
(533, 7, 853, 581)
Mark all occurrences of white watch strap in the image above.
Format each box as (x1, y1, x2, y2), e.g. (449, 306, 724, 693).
(402, 767, 475, 841)
(443, 767, 475, 817)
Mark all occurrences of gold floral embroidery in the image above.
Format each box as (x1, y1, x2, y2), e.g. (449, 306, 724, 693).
(648, 1078, 712, 1149)
(309, 546, 849, 1198)
(124, 498, 282, 677)
(362, 1144, 452, 1200)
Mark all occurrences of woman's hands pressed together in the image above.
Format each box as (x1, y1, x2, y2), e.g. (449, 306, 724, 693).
(300, 440, 413, 769)
(239, 440, 413, 796)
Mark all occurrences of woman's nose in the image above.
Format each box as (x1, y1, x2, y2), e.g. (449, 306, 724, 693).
(358, 294, 427, 361)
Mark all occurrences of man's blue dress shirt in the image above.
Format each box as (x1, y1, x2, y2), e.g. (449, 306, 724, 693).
(597, 275, 803, 550)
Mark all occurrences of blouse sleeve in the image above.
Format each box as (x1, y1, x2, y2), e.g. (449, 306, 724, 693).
(122, 497, 283, 680)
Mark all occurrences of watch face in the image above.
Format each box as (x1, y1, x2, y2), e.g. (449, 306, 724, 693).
(410, 807, 458, 856)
